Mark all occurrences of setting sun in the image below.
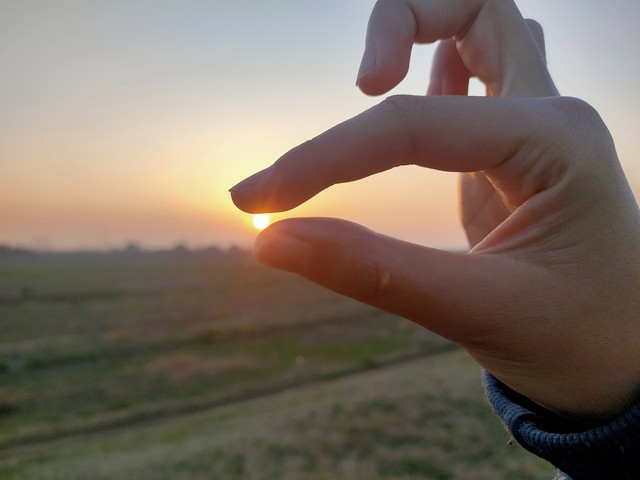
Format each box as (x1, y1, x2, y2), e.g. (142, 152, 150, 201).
(252, 214, 270, 230)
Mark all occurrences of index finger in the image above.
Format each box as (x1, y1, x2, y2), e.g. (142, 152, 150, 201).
(230, 95, 556, 214)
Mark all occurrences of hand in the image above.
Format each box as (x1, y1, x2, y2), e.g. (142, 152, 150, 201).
(230, 0, 640, 422)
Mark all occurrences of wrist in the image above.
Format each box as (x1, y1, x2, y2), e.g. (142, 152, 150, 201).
(532, 366, 640, 427)
(484, 371, 640, 479)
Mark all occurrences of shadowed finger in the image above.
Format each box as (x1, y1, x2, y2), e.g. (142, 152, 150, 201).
(427, 19, 548, 97)
(427, 38, 471, 96)
(358, 0, 556, 97)
(254, 217, 538, 343)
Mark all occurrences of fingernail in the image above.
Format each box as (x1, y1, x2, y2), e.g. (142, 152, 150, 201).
(229, 165, 273, 193)
(356, 42, 377, 86)
(254, 232, 310, 273)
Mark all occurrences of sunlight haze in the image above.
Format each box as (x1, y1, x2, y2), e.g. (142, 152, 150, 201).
(1, 1, 639, 250)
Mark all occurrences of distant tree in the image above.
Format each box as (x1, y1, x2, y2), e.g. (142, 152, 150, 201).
(122, 242, 142, 254)
(201, 245, 223, 256)
(226, 245, 250, 259)
(0, 245, 32, 257)
(172, 243, 189, 254)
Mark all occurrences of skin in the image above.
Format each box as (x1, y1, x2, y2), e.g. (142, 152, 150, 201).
(230, 0, 640, 423)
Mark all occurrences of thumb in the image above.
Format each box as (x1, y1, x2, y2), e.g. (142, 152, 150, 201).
(254, 217, 535, 344)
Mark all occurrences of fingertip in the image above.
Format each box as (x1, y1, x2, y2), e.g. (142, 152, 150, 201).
(524, 18, 546, 60)
(356, 42, 377, 87)
(254, 217, 382, 300)
(229, 191, 258, 214)
(230, 165, 306, 214)
(254, 224, 311, 273)
(229, 190, 283, 215)
(357, 75, 403, 97)
(355, 53, 411, 96)
(357, 0, 414, 96)
(524, 19, 544, 40)
(229, 166, 276, 212)
(229, 166, 273, 193)
(229, 187, 269, 214)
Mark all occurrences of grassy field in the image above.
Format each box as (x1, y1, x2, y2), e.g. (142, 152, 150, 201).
(0, 248, 555, 479)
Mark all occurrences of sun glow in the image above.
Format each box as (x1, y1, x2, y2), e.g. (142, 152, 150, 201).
(252, 214, 270, 230)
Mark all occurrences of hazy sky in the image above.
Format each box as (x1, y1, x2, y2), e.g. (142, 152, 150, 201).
(1, 1, 639, 250)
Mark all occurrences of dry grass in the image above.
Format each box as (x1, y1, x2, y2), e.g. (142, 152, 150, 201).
(141, 352, 263, 386)
(0, 251, 556, 479)
(1, 350, 555, 480)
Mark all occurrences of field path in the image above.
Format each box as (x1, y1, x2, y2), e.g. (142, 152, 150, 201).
(1, 349, 554, 479)
(0, 341, 456, 451)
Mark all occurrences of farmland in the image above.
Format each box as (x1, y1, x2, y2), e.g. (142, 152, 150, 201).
(0, 248, 554, 479)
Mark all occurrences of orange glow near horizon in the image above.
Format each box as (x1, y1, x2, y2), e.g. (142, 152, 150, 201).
(2, 3, 636, 252)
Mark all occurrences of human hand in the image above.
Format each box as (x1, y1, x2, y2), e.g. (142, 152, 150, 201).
(230, 0, 640, 422)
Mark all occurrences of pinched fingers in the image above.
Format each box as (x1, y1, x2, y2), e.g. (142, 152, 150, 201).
(427, 19, 549, 98)
(358, 0, 556, 97)
(423, 15, 555, 247)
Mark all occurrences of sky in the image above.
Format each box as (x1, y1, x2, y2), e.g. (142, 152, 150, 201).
(1, 0, 639, 251)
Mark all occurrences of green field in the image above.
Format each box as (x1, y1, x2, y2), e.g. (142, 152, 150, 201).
(0, 248, 555, 479)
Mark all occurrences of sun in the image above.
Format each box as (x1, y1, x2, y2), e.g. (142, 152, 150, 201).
(252, 214, 270, 230)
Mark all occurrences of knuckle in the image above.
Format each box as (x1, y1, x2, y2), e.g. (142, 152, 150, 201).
(303, 222, 390, 304)
(334, 238, 390, 304)
(340, 236, 382, 301)
(548, 97, 606, 133)
(377, 95, 418, 162)
(338, 256, 383, 302)
(550, 96, 598, 120)
(537, 97, 620, 198)
(381, 94, 415, 118)
(547, 97, 615, 158)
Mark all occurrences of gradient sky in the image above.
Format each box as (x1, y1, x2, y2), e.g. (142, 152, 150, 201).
(1, 1, 639, 250)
